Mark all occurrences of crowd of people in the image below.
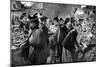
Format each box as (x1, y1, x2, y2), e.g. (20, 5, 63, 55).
(11, 5, 96, 66)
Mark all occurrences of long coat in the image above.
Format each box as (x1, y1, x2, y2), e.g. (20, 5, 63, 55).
(28, 23, 50, 64)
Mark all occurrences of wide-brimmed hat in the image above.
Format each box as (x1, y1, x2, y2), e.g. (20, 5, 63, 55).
(28, 13, 43, 22)
(53, 17, 59, 22)
(64, 17, 70, 24)
(59, 18, 64, 21)
(40, 16, 48, 22)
